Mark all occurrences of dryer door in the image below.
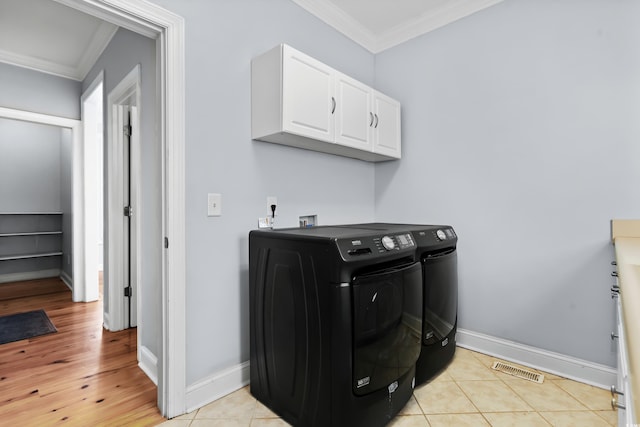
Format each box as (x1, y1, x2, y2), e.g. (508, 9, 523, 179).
(351, 262, 422, 396)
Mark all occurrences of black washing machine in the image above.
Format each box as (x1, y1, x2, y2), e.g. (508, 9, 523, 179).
(249, 226, 423, 427)
(353, 224, 458, 385)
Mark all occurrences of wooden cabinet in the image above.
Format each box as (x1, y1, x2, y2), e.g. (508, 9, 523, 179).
(252, 44, 401, 162)
(0, 213, 63, 282)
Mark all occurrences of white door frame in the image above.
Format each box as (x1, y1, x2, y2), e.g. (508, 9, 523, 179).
(54, 0, 187, 418)
(80, 71, 104, 303)
(106, 64, 140, 332)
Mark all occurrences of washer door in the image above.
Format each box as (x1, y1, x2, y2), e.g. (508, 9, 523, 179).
(351, 262, 422, 396)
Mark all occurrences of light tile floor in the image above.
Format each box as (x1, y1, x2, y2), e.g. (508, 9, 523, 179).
(158, 348, 617, 426)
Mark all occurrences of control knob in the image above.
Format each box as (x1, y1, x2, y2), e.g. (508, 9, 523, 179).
(436, 230, 447, 241)
(381, 236, 396, 250)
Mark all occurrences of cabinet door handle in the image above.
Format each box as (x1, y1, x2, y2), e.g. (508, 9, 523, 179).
(374, 114, 379, 128)
(369, 112, 374, 126)
(611, 331, 619, 340)
(331, 97, 336, 114)
(611, 397, 626, 410)
(611, 385, 623, 396)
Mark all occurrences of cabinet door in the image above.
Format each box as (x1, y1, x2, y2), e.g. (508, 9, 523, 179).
(282, 46, 335, 143)
(372, 91, 401, 158)
(335, 73, 372, 151)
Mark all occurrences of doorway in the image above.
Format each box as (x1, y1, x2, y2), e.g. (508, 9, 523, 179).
(7, 0, 186, 417)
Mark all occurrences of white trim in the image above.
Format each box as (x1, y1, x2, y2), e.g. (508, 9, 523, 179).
(60, 270, 73, 289)
(140, 345, 159, 385)
(457, 328, 617, 389)
(80, 71, 104, 303)
(0, 269, 61, 284)
(103, 311, 111, 331)
(56, 0, 187, 418)
(289, 0, 504, 53)
(185, 362, 250, 414)
(0, 49, 79, 81)
(76, 21, 118, 80)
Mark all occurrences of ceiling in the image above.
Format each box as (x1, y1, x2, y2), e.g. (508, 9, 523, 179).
(0, 0, 503, 81)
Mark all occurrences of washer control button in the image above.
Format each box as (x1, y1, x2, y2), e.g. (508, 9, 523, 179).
(436, 230, 447, 241)
(381, 236, 396, 250)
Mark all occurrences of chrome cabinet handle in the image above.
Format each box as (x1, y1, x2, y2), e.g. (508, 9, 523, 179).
(331, 97, 336, 114)
(611, 331, 619, 340)
(369, 112, 374, 126)
(374, 114, 379, 128)
(611, 385, 623, 396)
(612, 397, 626, 410)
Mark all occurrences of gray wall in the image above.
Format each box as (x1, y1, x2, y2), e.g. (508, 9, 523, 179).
(0, 118, 63, 212)
(0, 62, 81, 119)
(83, 28, 159, 356)
(149, 0, 376, 385)
(374, 0, 640, 367)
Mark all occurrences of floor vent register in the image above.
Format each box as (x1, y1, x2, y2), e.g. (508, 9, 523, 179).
(491, 361, 545, 383)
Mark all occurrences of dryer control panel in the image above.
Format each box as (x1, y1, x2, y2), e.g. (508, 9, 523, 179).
(337, 233, 415, 260)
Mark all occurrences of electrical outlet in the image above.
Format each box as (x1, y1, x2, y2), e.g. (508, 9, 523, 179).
(208, 193, 222, 216)
(267, 196, 277, 216)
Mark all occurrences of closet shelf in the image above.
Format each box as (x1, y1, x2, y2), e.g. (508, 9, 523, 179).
(0, 252, 63, 261)
(0, 231, 63, 237)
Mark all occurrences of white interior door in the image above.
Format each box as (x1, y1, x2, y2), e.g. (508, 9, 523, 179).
(107, 65, 140, 332)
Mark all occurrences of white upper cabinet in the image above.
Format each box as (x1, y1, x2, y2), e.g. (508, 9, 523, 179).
(251, 44, 401, 162)
(334, 73, 373, 152)
(281, 47, 335, 143)
(372, 91, 401, 158)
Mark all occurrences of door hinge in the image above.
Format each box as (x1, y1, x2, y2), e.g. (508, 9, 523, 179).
(123, 124, 132, 137)
(124, 286, 132, 297)
(124, 206, 133, 217)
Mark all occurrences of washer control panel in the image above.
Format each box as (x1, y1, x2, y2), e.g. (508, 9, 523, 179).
(374, 233, 415, 253)
(338, 233, 416, 259)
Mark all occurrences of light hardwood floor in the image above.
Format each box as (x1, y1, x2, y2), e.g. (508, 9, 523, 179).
(0, 276, 165, 426)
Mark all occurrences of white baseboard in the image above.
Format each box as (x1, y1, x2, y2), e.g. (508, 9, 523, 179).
(60, 270, 73, 289)
(0, 269, 61, 284)
(456, 328, 616, 389)
(139, 345, 158, 385)
(185, 362, 250, 414)
(103, 311, 111, 331)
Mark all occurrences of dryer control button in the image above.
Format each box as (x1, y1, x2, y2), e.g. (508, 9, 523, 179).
(381, 236, 395, 250)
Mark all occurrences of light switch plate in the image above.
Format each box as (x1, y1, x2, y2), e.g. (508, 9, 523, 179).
(208, 193, 221, 216)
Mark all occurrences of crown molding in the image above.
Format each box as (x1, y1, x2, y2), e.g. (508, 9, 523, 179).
(375, 0, 505, 52)
(0, 48, 80, 80)
(291, 0, 504, 53)
(76, 20, 118, 80)
(0, 19, 117, 81)
(289, 0, 378, 51)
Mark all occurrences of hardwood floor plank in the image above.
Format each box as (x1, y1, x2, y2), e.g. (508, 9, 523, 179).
(0, 277, 165, 426)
